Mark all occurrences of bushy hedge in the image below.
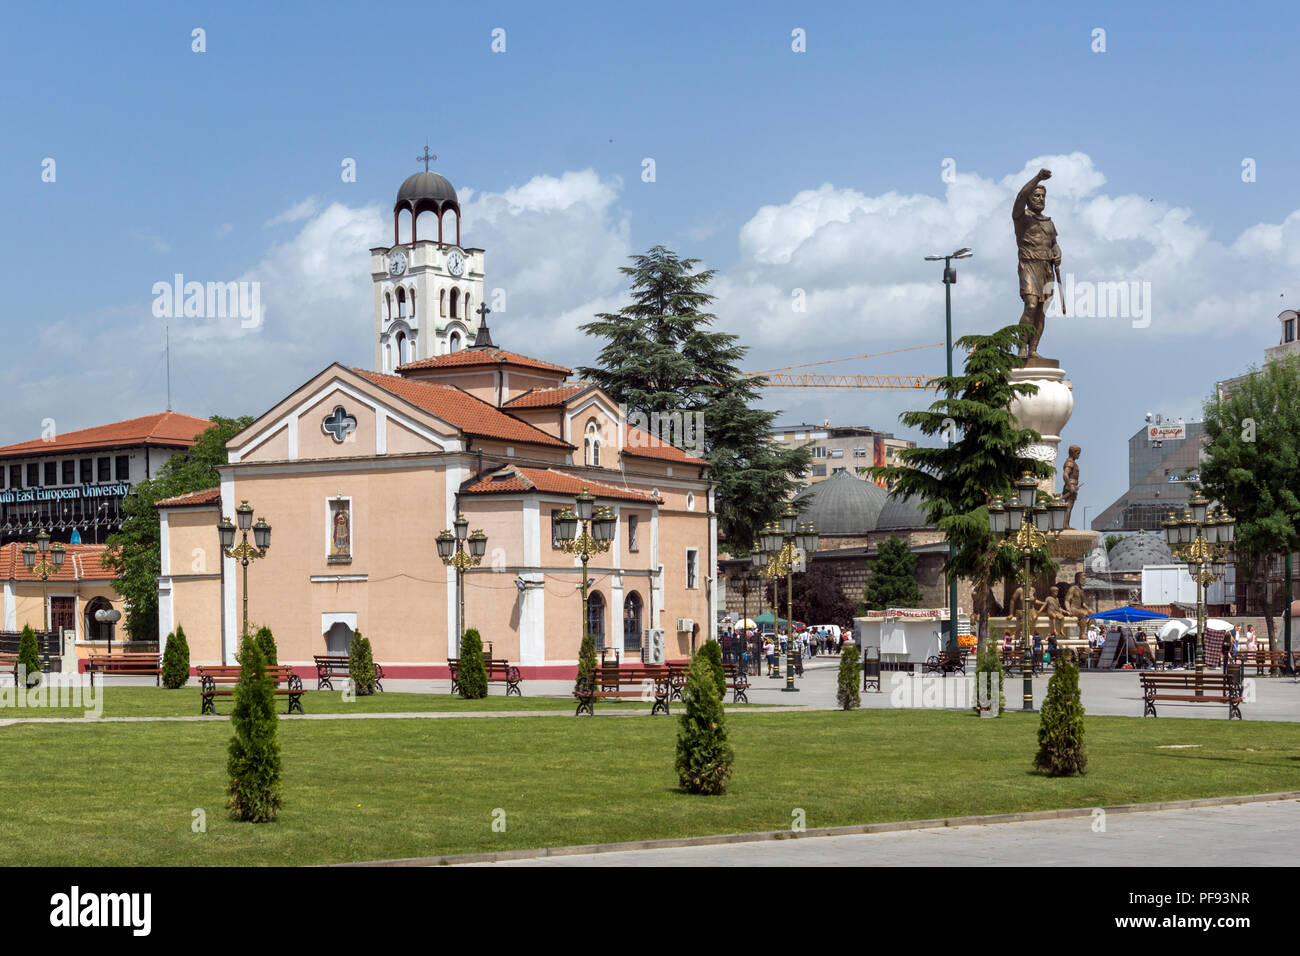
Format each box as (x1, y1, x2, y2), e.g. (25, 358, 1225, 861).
(837, 644, 861, 710)
(348, 630, 376, 696)
(675, 654, 734, 795)
(226, 638, 282, 822)
(1034, 658, 1087, 776)
(161, 625, 191, 688)
(458, 628, 488, 699)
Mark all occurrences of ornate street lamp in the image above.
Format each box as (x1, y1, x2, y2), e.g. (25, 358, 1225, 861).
(988, 477, 1067, 711)
(438, 514, 488, 654)
(559, 489, 615, 651)
(218, 502, 271, 644)
(22, 528, 66, 640)
(759, 511, 820, 692)
(1163, 502, 1235, 693)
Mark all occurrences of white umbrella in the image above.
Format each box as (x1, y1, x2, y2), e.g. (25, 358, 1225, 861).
(1156, 618, 1235, 641)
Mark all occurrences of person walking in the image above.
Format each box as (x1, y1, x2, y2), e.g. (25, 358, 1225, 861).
(1246, 624, 1257, 662)
(764, 637, 774, 674)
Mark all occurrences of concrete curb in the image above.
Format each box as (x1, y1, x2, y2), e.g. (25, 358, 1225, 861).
(339, 790, 1300, 867)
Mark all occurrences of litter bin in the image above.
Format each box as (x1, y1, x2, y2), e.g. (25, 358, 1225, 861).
(862, 646, 881, 693)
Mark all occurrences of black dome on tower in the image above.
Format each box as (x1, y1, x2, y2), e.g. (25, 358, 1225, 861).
(395, 171, 459, 208)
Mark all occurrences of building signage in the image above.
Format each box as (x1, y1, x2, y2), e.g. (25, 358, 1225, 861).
(0, 482, 131, 505)
(1148, 423, 1186, 442)
(1167, 473, 1199, 483)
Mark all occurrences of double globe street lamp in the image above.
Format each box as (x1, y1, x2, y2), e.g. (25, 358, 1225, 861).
(1162, 496, 1235, 689)
(759, 506, 819, 693)
(22, 528, 66, 636)
(218, 502, 272, 643)
(555, 489, 617, 646)
(438, 514, 489, 653)
(987, 475, 1067, 711)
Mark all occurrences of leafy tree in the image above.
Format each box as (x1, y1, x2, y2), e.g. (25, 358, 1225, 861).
(791, 565, 858, 629)
(862, 534, 923, 610)
(578, 246, 811, 549)
(973, 640, 1005, 716)
(348, 630, 376, 696)
(458, 628, 488, 699)
(103, 416, 253, 641)
(674, 653, 734, 795)
(696, 639, 725, 701)
(870, 326, 1055, 647)
(1103, 534, 1122, 552)
(1200, 356, 1300, 660)
(17, 624, 41, 688)
(226, 638, 282, 822)
(837, 644, 861, 710)
(254, 626, 277, 666)
(161, 625, 191, 688)
(1034, 658, 1087, 776)
(576, 632, 597, 695)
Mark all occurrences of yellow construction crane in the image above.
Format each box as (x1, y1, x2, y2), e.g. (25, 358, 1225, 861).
(743, 343, 942, 389)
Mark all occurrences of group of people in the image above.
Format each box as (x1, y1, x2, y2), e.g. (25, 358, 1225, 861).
(718, 624, 849, 676)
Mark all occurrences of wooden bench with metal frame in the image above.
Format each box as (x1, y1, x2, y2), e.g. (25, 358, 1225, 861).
(1139, 671, 1243, 720)
(197, 664, 304, 715)
(447, 656, 522, 696)
(573, 664, 670, 716)
(313, 654, 385, 692)
(85, 652, 162, 688)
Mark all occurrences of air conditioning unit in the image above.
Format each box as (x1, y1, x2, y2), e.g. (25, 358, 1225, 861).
(676, 618, 694, 633)
(647, 629, 667, 664)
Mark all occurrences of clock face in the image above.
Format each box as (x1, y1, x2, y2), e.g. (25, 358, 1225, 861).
(388, 251, 407, 276)
(446, 251, 464, 277)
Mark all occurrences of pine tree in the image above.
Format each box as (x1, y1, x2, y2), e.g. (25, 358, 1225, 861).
(862, 534, 923, 610)
(578, 246, 811, 549)
(870, 326, 1056, 645)
(697, 639, 725, 701)
(226, 638, 282, 822)
(17, 624, 41, 688)
(973, 640, 1005, 716)
(1034, 658, 1087, 776)
(348, 630, 375, 696)
(837, 644, 861, 710)
(458, 628, 489, 699)
(161, 625, 191, 688)
(254, 626, 277, 666)
(675, 653, 734, 795)
(576, 632, 598, 695)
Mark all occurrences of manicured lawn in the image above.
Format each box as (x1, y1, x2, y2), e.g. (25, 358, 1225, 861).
(1, 709, 1297, 865)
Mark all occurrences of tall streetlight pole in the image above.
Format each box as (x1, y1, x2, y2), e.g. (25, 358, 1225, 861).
(988, 476, 1067, 711)
(924, 247, 972, 652)
(1163, 498, 1235, 695)
(22, 528, 66, 639)
(557, 490, 616, 650)
(750, 551, 767, 674)
(218, 502, 272, 646)
(437, 514, 488, 654)
(760, 509, 820, 692)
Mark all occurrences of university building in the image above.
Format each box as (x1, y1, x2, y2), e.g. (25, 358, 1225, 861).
(157, 164, 716, 675)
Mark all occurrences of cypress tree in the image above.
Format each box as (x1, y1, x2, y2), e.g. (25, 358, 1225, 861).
(675, 654, 734, 795)
(458, 628, 488, 699)
(862, 535, 923, 610)
(348, 630, 375, 696)
(697, 639, 725, 700)
(226, 638, 282, 822)
(254, 626, 277, 666)
(161, 625, 191, 688)
(837, 644, 861, 710)
(974, 639, 1005, 716)
(576, 632, 598, 696)
(17, 624, 41, 688)
(1034, 658, 1087, 776)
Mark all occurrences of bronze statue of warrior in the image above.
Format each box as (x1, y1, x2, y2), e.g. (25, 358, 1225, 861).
(1013, 168, 1063, 359)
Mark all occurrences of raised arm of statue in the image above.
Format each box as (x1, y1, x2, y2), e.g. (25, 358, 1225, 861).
(1013, 168, 1052, 220)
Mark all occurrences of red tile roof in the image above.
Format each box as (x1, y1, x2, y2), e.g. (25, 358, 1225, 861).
(621, 425, 709, 467)
(155, 487, 222, 508)
(463, 466, 658, 503)
(0, 543, 117, 583)
(351, 370, 572, 449)
(502, 384, 591, 409)
(397, 348, 571, 376)
(0, 412, 214, 460)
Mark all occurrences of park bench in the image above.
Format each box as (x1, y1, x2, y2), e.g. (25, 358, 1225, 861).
(85, 652, 162, 687)
(923, 648, 970, 676)
(1139, 671, 1243, 720)
(573, 664, 670, 716)
(448, 656, 523, 696)
(1231, 649, 1288, 676)
(722, 662, 750, 703)
(197, 664, 304, 715)
(0, 653, 21, 685)
(313, 654, 385, 692)
(999, 650, 1043, 676)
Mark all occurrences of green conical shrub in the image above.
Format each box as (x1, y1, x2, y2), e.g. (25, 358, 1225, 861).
(675, 654, 734, 795)
(458, 628, 488, 699)
(837, 643, 861, 710)
(254, 626, 277, 666)
(348, 630, 375, 696)
(697, 639, 725, 700)
(1034, 658, 1087, 776)
(161, 625, 191, 688)
(576, 632, 597, 695)
(226, 638, 282, 822)
(973, 638, 1005, 716)
(17, 624, 41, 688)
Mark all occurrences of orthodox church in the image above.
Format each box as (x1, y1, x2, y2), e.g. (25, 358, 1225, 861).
(157, 163, 716, 675)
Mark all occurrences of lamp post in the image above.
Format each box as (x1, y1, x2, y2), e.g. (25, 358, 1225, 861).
(761, 508, 820, 692)
(218, 501, 272, 644)
(1163, 497, 1235, 694)
(750, 550, 767, 674)
(987, 475, 1067, 711)
(437, 514, 489, 653)
(924, 246, 972, 652)
(21, 528, 66, 640)
(557, 489, 616, 650)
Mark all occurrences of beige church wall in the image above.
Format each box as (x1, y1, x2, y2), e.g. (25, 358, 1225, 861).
(620, 506, 653, 564)
(656, 509, 712, 657)
(506, 407, 563, 439)
(461, 566, 525, 661)
(459, 498, 523, 565)
(168, 576, 223, 663)
(504, 370, 570, 403)
(386, 417, 440, 455)
(237, 425, 289, 463)
(166, 506, 221, 573)
(294, 390, 379, 461)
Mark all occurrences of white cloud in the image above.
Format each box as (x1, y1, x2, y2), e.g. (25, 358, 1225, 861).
(264, 197, 321, 227)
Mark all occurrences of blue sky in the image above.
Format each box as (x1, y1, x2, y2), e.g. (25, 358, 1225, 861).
(3, 0, 1299, 527)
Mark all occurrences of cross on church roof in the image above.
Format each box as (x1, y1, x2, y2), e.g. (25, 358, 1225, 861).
(476, 303, 490, 320)
(416, 146, 437, 172)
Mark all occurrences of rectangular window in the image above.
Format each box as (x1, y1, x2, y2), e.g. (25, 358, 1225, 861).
(628, 515, 639, 552)
(62, 460, 74, 485)
(27, 464, 39, 487)
(812, 464, 827, 477)
(1287, 318, 1296, 343)
(9, 465, 20, 489)
(686, 549, 698, 589)
(853, 447, 867, 458)
(832, 466, 846, 474)
(115, 456, 129, 481)
(830, 448, 844, 459)
(80, 459, 92, 483)
(44, 462, 57, 486)
(97, 457, 110, 482)
(811, 446, 827, 459)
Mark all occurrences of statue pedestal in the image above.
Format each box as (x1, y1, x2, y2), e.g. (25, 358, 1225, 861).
(1007, 356, 1074, 494)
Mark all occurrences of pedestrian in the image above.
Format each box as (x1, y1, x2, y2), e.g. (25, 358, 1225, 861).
(1246, 624, 1257, 660)
(764, 637, 774, 673)
(1047, 631, 1058, 664)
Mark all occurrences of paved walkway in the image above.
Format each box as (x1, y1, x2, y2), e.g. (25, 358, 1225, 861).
(465, 799, 1300, 866)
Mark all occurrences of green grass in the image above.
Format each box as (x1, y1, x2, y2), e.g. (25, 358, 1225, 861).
(1, 709, 1297, 865)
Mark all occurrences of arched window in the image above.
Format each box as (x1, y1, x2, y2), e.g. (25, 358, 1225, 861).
(84, 596, 115, 643)
(465, 294, 471, 322)
(397, 331, 409, 365)
(397, 287, 407, 318)
(449, 332, 462, 353)
(587, 591, 606, 652)
(450, 288, 460, 319)
(585, 422, 600, 466)
(410, 289, 416, 319)
(623, 592, 643, 653)
(440, 290, 447, 318)
(385, 292, 392, 322)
